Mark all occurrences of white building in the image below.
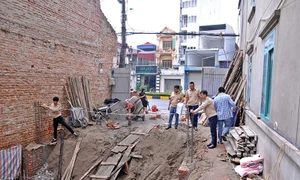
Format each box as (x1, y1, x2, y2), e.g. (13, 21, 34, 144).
(239, 0, 300, 179)
(178, 0, 237, 64)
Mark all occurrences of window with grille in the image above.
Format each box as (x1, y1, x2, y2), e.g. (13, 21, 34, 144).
(163, 41, 173, 50)
(162, 60, 172, 68)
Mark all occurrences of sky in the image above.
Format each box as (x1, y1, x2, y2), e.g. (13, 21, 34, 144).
(100, 0, 239, 48)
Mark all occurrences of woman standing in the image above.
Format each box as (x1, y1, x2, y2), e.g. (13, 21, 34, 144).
(139, 89, 148, 113)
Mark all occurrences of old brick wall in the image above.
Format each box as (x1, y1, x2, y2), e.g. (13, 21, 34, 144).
(0, 0, 117, 149)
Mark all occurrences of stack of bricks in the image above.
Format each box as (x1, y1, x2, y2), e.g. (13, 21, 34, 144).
(23, 144, 45, 177)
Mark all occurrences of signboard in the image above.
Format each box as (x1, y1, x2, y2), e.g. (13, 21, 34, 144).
(136, 65, 158, 74)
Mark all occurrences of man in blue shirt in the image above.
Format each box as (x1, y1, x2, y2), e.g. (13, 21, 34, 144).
(214, 87, 236, 143)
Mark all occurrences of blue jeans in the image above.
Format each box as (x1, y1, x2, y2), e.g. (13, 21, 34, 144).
(217, 118, 231, 143)
(188, 105, 199, 128)
(209, 115, 218, 146)
(168, 106, 179, 128)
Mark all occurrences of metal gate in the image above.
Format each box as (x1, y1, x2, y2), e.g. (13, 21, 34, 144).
(164, 79, 181, 93)
(202, 68, 228, 97)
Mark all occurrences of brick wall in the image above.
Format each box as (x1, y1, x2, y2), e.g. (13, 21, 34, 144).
(0, 0, 117, 149)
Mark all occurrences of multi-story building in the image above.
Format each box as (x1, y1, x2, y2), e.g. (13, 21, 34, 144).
(156, 27, 184, 93)
(178, 0, 225, 64)
(134, 42, 159, 92)
(239, 0, 300, 179)
(178, 0, 237, 93)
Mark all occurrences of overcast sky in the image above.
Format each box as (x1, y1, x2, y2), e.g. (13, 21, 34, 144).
(100, 0, 239, 48)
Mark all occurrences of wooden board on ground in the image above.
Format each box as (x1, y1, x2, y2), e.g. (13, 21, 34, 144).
(92, 153, 122, 180)
(131, 125, 153, 135)
(110, 141, 139, 180)
(241, 126, 256, 137)
(118, 134, 140, 146)
(229, 129, 241, 141)
(223, 141, 236, 157)
(234, 127, 244, 135)
(111, 146, 127, 153)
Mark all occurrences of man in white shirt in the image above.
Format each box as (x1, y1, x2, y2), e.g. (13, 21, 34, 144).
(43, 96, 78, 143)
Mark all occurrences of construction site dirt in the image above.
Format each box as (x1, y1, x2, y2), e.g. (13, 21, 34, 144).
(33, 111, 240, 180)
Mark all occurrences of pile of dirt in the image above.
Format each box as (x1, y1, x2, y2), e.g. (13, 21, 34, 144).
(35, 123, 136, 179)
(119, 128, 188, 180)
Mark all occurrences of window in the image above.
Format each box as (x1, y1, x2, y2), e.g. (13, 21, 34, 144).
(261, 30, 275, 120)
(195, 0, 197, 6)
(251, 0, 256, 7)
(162, 60, 172, 68)
(163, 41, 172, 50)
(247, 56, 252, 106)
(192, 0, 195, 7)
(182, 15, 187, 27)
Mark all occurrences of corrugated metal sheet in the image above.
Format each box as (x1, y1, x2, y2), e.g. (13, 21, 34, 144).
(202, 68, 228, 96)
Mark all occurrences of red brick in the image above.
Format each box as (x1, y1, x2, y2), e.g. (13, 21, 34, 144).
(0, 0, 117, 150)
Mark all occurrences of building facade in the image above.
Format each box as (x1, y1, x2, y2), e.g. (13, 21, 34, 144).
(239, 0, 300, 179)
(156, 27, 184, 93)
(135, 42, 158, 92)
(178, 0, 237, 93)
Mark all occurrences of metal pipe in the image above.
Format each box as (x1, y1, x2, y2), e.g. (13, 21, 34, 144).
(191, 113, 194, 163)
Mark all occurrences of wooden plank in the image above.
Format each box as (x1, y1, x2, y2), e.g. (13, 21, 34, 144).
(92, 153, 122, 180)
(131, 154, 143, 159)
(234, 79, 246, 104)
(131, 132, 149, 136)
(131, 125, 153, 134)
(110, 141, 139, 180)
(118, 134, 140, 146)
(227, 135, 238, 152)
(229, 129, 241, 141)
(111, 146, 127, 153)
(100, 162, 118, 166)
(79, 151, 112, 180)
(90, 175, 108, 179)
(223, 141, 236, 157)
(234, 127, 244, 135)
(241, 126, 256, 137)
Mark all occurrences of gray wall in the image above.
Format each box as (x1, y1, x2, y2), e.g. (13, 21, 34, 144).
(240, 0, 300, 179)
(201, 67, 227, 96)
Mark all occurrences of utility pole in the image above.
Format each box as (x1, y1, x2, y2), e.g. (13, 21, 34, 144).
(119, 0, 127, 68)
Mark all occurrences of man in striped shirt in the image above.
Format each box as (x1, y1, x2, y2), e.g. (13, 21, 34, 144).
(214, 87, 236, 143)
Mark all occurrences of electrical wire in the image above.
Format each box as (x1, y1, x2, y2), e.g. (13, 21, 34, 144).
(118, 31, 239, 37)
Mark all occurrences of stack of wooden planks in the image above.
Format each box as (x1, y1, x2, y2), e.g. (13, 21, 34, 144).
(221, 50, 246, 106)
(223, 126, 258, 161)
(79, 125, 154, 180)
(65, 76, 94, 119)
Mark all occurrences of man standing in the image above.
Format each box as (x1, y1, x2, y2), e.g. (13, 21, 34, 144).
(166, 85, 184, 130)
(191, 90, 218, 149)
(214, 87, 236, 143)
(185, 82, 201, 131)
(43, 96, 78, 143)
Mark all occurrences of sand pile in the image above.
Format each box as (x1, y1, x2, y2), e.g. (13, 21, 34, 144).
(120, 128, 187, 180)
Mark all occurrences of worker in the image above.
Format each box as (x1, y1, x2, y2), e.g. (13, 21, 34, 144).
(185, 82, 201, 131)
(191, 90, 218, 149)
(214, 87, 236, 144)
(139, 89, 148, 113)
(130, 88, 134, 97)
(42, 96, 78, 143)
(166, 85, 184, 130)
